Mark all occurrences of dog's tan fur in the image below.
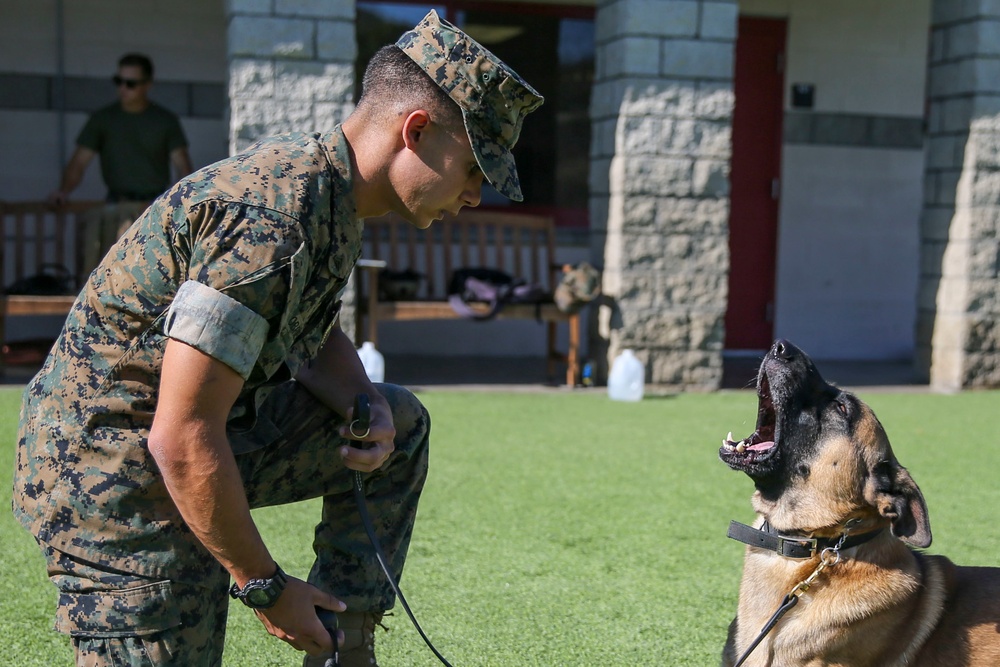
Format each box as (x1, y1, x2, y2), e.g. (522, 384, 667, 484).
(722, 378, 1000, 666)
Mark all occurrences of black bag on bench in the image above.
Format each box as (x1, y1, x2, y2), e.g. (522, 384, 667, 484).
(4, 263, 75, 296)
(447, 267, 548, 321)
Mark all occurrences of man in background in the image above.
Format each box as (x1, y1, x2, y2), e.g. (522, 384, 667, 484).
(49, 53, 193, 270)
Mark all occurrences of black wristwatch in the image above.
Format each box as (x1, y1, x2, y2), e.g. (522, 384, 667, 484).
(229, 564, 288, 609)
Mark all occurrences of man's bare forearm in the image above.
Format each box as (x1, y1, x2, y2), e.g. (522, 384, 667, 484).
(148, 338, 274, 586)
(295, 327, 386, 417)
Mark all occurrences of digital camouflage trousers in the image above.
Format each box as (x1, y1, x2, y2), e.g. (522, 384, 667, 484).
(43, 381, 430, 666)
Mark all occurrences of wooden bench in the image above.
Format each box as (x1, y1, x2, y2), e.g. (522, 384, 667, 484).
(356, 209, 580, 386)
(0, 200, 106, 372)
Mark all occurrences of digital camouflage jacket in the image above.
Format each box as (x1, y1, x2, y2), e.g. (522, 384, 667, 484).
(13, 127, 362, 580)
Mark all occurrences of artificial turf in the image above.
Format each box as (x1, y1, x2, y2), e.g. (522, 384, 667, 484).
(1, 384, 998, 665)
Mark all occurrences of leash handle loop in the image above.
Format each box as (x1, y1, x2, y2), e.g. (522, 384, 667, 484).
(349, 394, 371, 440)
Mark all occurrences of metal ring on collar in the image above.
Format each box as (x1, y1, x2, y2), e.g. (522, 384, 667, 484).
(350, 420, 370, 439)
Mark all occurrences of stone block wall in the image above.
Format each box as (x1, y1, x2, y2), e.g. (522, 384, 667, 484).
(590, 0, 736, 390)
(226, 0, 357, 153)
(918, 1, 1000, 389)
(225, 0, 359, 340)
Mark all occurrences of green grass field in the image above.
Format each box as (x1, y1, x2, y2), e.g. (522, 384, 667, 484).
(2, 384, 998, 665)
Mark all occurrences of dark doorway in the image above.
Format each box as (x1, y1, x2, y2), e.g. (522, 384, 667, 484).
(725, 16, 787, 350)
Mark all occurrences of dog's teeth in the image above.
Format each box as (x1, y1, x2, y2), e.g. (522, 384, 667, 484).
(736, 442, 746, 453)
(727, 432, 734, 443)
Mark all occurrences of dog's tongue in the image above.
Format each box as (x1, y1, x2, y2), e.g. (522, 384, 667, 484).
(747, 441, 775, 452)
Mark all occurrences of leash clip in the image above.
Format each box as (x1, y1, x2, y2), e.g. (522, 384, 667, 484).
(789, 560, 827, 598)
(788, 537, 846, 599)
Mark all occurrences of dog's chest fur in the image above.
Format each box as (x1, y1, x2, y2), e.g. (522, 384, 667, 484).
(733, 538, 926, 666)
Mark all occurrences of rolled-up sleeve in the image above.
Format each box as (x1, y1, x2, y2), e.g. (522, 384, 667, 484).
(162, 280, 268, 380)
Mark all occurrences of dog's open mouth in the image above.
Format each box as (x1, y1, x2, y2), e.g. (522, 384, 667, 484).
(719, 372, 779, 474)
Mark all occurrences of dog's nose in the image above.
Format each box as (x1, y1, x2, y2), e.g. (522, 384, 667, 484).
(772, 339, 800, 361)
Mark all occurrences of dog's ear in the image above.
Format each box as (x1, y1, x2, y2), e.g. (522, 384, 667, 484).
(869, 461, 932, 548)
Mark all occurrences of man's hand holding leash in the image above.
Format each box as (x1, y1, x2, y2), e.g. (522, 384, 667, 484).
(338, 394, 395, 472)
(256, 578, 345, 657)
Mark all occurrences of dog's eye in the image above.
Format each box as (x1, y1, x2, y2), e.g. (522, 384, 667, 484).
(836, 401, 848, 416)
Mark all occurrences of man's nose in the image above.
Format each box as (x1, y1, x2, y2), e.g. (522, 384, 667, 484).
(463, 176, 483, 208)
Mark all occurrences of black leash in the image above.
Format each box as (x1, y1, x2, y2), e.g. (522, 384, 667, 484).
(337, 393, 455, 667)
(352, 467, 454, 666)
(732, 594, 799, 667)
(316, 607, 339, 667)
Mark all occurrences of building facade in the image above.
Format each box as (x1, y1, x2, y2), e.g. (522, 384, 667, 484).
(1, 0, 997, 390)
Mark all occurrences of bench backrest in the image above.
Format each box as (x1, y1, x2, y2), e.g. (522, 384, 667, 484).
(1, 200, 104, 293)
(362, 209, 558, 300)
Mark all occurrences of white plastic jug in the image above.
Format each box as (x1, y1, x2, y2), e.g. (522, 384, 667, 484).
(608, 349, 644, 401)
(357, 341, 385, 383)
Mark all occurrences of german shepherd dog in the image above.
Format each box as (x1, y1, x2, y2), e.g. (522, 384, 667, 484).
(720, 340, 1000, 666)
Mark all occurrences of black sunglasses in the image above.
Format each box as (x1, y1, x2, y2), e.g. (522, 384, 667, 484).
(112, 75, 148, 89)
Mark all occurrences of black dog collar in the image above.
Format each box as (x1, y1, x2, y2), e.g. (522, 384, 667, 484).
(727, 520, 883, 559)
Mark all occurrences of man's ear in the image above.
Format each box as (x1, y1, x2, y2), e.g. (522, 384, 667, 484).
(401, 110, 432, 151)
(868, 460, 932, 548)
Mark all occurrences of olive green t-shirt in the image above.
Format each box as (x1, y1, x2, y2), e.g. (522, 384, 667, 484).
(76, 101, 188, 199)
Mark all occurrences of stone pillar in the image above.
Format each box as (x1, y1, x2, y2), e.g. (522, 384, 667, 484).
(918, 1, 1000, 389)
(225, 0, 359, 340)
(590, 0, 736, 391)
(226, 0, 357, 151)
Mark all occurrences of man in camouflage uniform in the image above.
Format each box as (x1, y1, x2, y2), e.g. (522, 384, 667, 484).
(13, 11, 542, 667)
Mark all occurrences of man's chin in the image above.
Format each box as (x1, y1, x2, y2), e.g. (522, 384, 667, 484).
(392, 204, 442, 229)
(410, 211, 438, 229)
(403, 217, 431, 230)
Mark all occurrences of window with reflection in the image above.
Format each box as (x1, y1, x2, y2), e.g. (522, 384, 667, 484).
(355, 1, 594, 228)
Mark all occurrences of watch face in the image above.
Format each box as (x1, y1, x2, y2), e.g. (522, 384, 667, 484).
(246, 588, 272, 607)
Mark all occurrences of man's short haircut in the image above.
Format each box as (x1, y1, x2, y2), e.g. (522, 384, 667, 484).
(358, 45, 463, 131)
(118, 53, 154, 81)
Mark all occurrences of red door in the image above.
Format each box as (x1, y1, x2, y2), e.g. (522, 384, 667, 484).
(725, 17, 787, 350)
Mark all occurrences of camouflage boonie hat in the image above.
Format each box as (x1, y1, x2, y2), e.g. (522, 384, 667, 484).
(397, 10, 544, 202)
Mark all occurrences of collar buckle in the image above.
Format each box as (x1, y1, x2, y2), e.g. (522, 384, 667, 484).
(776, 534, 818, 558)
